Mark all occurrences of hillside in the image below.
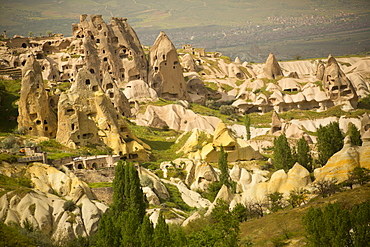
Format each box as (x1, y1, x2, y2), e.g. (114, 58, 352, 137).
(1, 0, 370, 61)
(0, 14, 370, 246)
(239, 183, 370, 246)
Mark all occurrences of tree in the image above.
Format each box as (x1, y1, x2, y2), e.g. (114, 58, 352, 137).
(273, 134, 294, 171)
(351, 201, 370, 247)
(46, 30, 52, 37)
(296, 137, 312, 172)
(303, 201, 370, 247)
(267, 192, 284, 212)
(317, 122, 344, 165)
(96, 162, 151, 247)
(137, 215, 153, 247)
(287, 188, 309, 208)
(244, 114, 251, 140)
(218, 146, 231, 188)
(347, 122, 362, 146)
(313, 178, 339, 198)
(28, 31, 33, 37)
(153, 213, 171, 247)
(303, 202, 352, 247)
(232, 203, 248, 222)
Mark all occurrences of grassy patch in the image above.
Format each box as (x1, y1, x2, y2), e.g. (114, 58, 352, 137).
(129, 124, 184, 164)
(0, 174, 33, 198)
(204, 81, 218, 91)
(235, 80, 245, 87)
(0, 80, 21, 132)
(88, 182, 112, 188)
(163, 183, 195, 213)
(221, 83, 234, 92)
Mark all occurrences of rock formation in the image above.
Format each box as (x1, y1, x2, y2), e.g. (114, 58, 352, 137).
(149, 31, 189, 101)
(136, 104, 221, 134)
(56, 68, 150, 160)
(18, 55, 57, 137)
(314, 132, 370, 183)
(101, 71, 131, 117)
(241, 163, 311, 201)
(199, 122, 263, 162)
(0, 163, 107, 243)
(322, 55, 358, 109)
(71, 14, 148, 87)
(263, 53, 283, 79)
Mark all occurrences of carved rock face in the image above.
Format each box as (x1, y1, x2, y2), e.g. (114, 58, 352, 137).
(56, 68, 149, 161)
(18, 55, 57, 137)
(71, 14, 148, 87)
(263, 53, 283, 79)
(149, 31, 189, 101)
(322, 55, 357, 102)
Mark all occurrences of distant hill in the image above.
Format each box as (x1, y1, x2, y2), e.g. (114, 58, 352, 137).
(1, 0, 370, 61)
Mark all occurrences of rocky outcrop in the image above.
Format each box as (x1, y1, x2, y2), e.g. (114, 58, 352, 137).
(56, 68, 150, 160)
(136, 104, 221, 134)
(176, 181, 211, 208)
(149, 31, 189, 101)
(18, 55, 57, 137)
(137, 167, 170, 200)
(241, 164, 311, 201)
(187, 160, 219, 191)
(322, 55, 358, 110)
(314, 132, 370, 183)
(71, 14, 148, 87)
(0, 163, 107, 243)
(263, 53, 283, 79)
(26, 162, 94, 199)
(101, 72, 131, 117)
(200, 122, 263, 162)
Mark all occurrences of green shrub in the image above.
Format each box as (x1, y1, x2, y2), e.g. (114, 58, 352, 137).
(63, 200, 77, 212)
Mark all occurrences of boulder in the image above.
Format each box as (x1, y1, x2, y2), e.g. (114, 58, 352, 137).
(189, 161, 219, 191)
(138, 167, 169, 199)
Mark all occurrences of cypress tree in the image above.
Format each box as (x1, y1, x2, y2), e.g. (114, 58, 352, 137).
(153, 213, 171, 247)
(218, 146, 231, 187)
(96, 161, 152, 246)
(138, 215, 154, 247)
(347, 122, 362, 146)
(244, 114, 251, 140)
(273, 134, 294, 171)
(317, 122, 344, 165)
(296, 136, 312, 172)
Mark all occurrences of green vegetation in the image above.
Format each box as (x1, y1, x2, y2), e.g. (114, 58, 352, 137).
(0, 173, 32, 197)
(218, 146, 231, 188)
(347, 122, 362, 146)
(163, 183, 194, 212)
(204, 81, 218, 91)
(316, 122, 344, 165)
(240, 184, 370, 246)
(221, 83, 234, 93)
(244, 114, 251, 140)
(273, 134, 294, 171)
(63, 200, 77, 212)
(304, 201, 370, 247)
(88, 182, 112, 188)
(296, 136, 312, 172)
(358, 94, 370, 109)
(0, 79, 21, 132)
(235, 80, 244, 87)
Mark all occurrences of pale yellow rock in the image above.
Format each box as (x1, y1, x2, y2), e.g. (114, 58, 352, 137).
(315, 131, 370, 182)
(189, 161, 218, 191)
